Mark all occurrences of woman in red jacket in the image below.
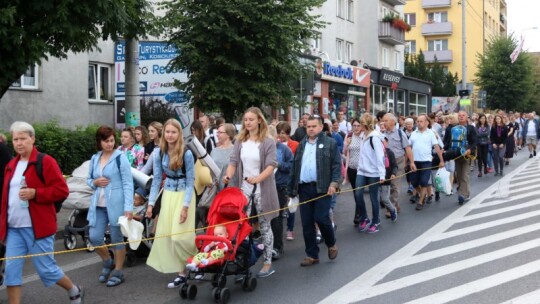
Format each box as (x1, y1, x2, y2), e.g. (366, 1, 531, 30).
(0, 121, 84, 304)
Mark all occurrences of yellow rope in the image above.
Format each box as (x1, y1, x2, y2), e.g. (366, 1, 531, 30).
(0, 154, 469, 261)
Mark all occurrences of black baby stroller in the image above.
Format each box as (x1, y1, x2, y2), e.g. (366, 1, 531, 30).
(125, 187, 154, 267)
(180, 187, 263, 304)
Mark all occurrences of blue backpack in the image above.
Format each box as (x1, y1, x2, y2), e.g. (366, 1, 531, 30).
(450, 125, 468, 154)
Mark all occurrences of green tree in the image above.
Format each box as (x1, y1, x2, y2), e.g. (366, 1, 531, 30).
(430, 56, 446, 96)
(475, 35, 535, 111)
(161, 0, 326, 121)
(0, 0, 153, 99)
(416, 50, 429, 80)
(443, 72, 458, 97)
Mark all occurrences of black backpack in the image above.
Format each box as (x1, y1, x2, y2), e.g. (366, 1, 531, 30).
(35, 153, 68, 213)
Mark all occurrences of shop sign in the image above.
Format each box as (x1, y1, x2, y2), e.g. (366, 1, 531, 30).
(379, 69, 402, 87)
(316, 60, 370, 87)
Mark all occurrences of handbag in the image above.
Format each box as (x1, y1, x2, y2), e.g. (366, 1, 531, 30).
(198, 180, 219, 208)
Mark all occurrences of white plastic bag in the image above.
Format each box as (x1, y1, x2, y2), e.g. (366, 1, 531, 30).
(435, 167, 452, 195)
(288, 196, 299, 214)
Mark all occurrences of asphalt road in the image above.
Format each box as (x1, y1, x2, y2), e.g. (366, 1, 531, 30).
(0, 149, 537, 304)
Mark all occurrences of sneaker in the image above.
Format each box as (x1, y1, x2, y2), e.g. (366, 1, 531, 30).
(286, 231, 294, 241)
(390, 209, 397, 222)
(500, 171, 504, 176)
(194, 273, 205, 280)
(487, 168, 494, 173)
(505, 161, 509, 166)
(367, 223, 379, 234)
(271, 248, 283, 261)
(458, 195, 465, 206)
(358, 218, 371, 232)
(435, 192, 440, 202)
(407, 185, 414, 194)
(353, 214, 360, 225)
(534, 150, 537, 157)
(410, 195, 419, 204)
(426, 195, 433, 204)
(494, 172, 499, 176)
(256, 268, 275, 278)
(530, 154, 533, 158)
(167, 275, 186, 288)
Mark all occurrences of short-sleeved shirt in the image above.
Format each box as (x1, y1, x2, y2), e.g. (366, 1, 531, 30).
(410, 129, 439, 162)
(384, 126, 410, 158)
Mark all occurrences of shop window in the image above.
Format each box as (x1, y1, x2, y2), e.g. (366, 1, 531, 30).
(396, 90, 405, 117)
(88, 63, 111, 102)
(11, 65, 39, 89)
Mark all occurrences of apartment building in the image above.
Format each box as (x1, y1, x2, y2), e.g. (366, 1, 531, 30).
(404, 0, 507, 90)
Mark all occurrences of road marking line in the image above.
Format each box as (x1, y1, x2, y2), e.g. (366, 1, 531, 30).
(0, 256, 101, 291)
(342, 238, 540, 301)
(434, 209, 540, 241)
(500, 289, 540, 304)
(456, 199, 540, 222)
(319, 158, 534, 304)
(476, 190, 540, 208)
(403, 222, 540, 267)
(403, 259, 540, 304)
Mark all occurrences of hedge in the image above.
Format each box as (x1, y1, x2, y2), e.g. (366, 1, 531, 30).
(3, 121, 100, 175)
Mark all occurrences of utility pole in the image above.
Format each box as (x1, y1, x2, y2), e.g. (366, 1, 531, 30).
(125, 38, 140, 127)
(461, 0, 467, 99)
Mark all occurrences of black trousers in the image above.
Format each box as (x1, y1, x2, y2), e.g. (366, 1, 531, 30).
(270, 185, 288, 252)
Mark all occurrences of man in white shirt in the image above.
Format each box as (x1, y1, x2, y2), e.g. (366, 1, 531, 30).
(337, 111, 351, 135)
(523, 113, 540, 158)
(409, 115, 444, 211)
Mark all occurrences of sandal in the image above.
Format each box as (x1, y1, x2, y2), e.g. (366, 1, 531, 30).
(69, 285, 84, 304)
(98, 260, 115, 283)
(106, 270, 125, 287)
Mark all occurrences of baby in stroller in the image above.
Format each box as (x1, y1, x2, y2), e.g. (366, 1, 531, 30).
(186, 225, 229, 271)
(132, 187, 148, 221)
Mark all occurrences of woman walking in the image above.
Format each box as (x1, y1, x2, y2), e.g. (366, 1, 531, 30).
(146, 119, 197, 288)
(490, 115, 508, 176)
(87, 125, 134, 287)
(504, 116, 517, 165)
(223, 107, 279, 278)
(118, 127, 144, 170)
(343, 118, 364, 225)
(476, 114, 490, 177)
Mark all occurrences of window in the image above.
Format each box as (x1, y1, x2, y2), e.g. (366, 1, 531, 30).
(381, 6, 389, 19)
(404, 13, 416, 26)
(88, 63, 111, 101)
(428, 39, 448, 51)
(337, 0, 346, 18)
(347, 0, 354, 21)
(382, 47, 389, 68)
(11, 65, 39, 89)
(427, 12, 448, 23)
(309, 32, 322, 52)
(346, 42, 353, 63)
(405, 40, 417, 54)
(395, 51, 401, 71)
(336, 39, 344, 62)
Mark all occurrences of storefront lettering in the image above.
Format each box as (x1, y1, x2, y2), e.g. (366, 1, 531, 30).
(382, 74, 401, 83)
(323, 62, 353, 80)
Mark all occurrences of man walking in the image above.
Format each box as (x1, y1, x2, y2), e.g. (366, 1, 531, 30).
(291, 113, 310, 142)
(289, 115, 341, 267)
(382, 113, 416, 214)
(443, 111, 477, 205)
(522, 113, 540, 158)
(337, 111, 351, 135)
(409, 115, 444, 210)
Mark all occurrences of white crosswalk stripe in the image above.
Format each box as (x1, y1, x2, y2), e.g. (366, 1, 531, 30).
(320, 158, 540, 304)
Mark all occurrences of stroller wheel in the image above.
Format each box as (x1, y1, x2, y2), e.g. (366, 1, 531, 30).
(125, 251, 137, 267)
(242, 276, 257, 292)
(84, 238, 95, 252)
(219, 288, 231, 304)
(212, 287, 220, 302)
(179, 283, 188, 299)
(63, 234, 77, 250)
(187, 284, 197, 300)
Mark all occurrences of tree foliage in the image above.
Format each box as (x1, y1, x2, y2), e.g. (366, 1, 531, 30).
(0, 0, 154, 98)
(161, 0, 326, 121)
(475, 35, 535, 111)
(405, 50, 458, 96)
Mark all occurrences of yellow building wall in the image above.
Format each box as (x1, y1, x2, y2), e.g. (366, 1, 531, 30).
(405, 0, 505, 97)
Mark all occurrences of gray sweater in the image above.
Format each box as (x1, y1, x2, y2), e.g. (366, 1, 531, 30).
(210, 146, 234, 190)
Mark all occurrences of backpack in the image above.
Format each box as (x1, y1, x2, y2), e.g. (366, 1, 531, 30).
(35, 153, 72, 213)
(450, 125, 468, 154)
(369, 137, 389, 169)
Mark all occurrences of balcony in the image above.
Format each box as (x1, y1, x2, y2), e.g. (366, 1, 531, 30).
(422, 0, 452, 8)
(422, 22, 453, 36)
(378, 21, 405, 45)
(381, 0, 406, 6)
(424, 50, 453, 63)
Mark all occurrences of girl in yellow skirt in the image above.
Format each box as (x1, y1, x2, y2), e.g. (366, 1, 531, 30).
(145, 119, 197, 288)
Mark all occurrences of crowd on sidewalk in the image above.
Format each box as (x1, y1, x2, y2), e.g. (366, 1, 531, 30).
(0, 107, 538, 303)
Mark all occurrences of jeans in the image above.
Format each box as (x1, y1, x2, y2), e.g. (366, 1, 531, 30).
(477, 144, 489, 172)
(5, 228, 64, 287)
(89, 207, 124, 250)
(298, 183, 336, 259)
(347, 167, 360, 218)
(287, 212, 295, 232)
(487, 144, 494, 168)
(354, 175, 381, 225)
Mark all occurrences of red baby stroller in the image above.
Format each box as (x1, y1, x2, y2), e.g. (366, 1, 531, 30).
(180, 187, 261, 304)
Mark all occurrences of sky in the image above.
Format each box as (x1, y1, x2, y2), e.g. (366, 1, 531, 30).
(506, 0, 540, 52)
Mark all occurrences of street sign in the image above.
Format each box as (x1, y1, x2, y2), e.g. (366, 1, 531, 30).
(459, 89, 469, 97)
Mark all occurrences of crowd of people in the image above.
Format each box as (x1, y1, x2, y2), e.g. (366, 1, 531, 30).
(0, 107, 539, 303)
